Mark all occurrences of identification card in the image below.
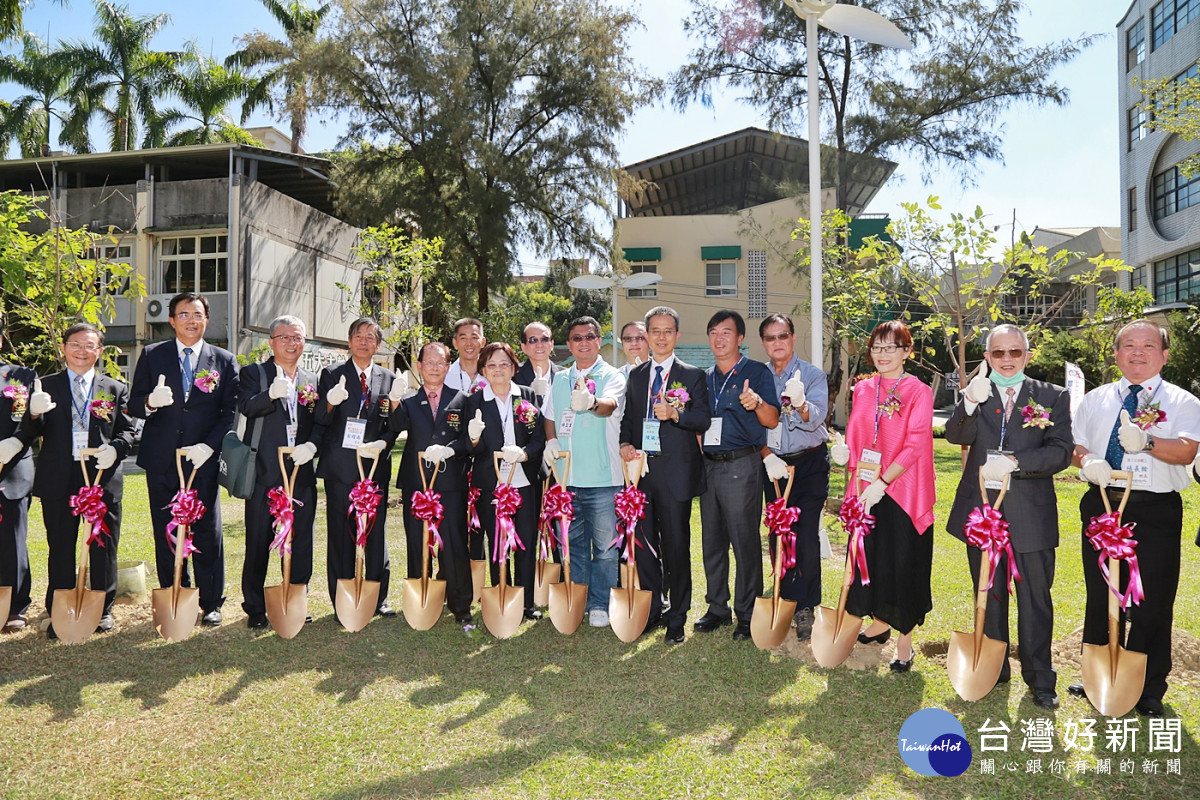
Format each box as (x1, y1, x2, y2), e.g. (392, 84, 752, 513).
(342, 418, 367, 450)
(559, 410, 576, 437)
(643, 419, 662, 453)
(286, 423, 298, 449)
(766, 423, 783, 451)
(498, 460, 514, 484)
(72, 430, 89, 461)
(703, 417, 723, 447)
(858, 448, 881, 484)
(984, 449, 1013, 491)
(1121, 452, 1152, 489)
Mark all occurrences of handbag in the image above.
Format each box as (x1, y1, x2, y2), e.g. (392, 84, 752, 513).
(218, 364, 267, 499)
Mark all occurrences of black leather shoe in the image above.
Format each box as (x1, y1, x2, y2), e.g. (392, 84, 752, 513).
(375, 602, 397, 618)
(996, 670, 1011, 684)
(889, 657, 913, 673)
(793, 607, 814, 641)
(523, 608, 544, 621)
(644, 615, 665, 632)
(201, 609, 222, 627)
(1067, 681, 1087, 698)
(693, 613, 732, 633)
(665, 625, 685, 645)
(1031, 688, 1059, 710)
(95, 614, 115, 633)
(247, 612, 269, 629)
(1136, 697, 1165, 717)
(3, 614, 26, 633)
(857, 628, 891, 645)
(46, 624, 58, 641)
(732, 621, 752, 641)
(304, 615, 313, 624)
(454, 611, 473, 625)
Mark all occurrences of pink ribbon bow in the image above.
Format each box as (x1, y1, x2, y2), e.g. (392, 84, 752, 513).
(165, 488, 205, 557)
(539, 484, 575, 560)
(467, 486, 482, 534)
(764, 496, 800, 571)
(610, 484, 653, 560)
(266, 486, 302, 555)
(963, 503, 1021, 594)
(491, 483, 524, 562)
(411, 489, 445, 553)
(838, 495, 875, 586)
(1085, 511, 1144, 610)
(70, 485, 110, 547)
(347, 479, 382, 548)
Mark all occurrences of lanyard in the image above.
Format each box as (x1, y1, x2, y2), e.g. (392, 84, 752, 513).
(997, 385, 1020, 450)
(710, 357, 745, 412)
(873, 373, 906, 445)
(646, 361, 673, 420)
(70, 376, 93, 430)
(496, 393, 514, 446)
(282, 370, 298, 424)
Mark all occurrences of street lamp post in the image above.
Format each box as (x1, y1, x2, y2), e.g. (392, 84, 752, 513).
(568, 271, 664, 363)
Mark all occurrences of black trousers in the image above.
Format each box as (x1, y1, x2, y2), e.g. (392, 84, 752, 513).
(148, 468, 224, 612)
(1080, 486, 1181, 702)
(241, 480, 316, 616)
(635, 456, 694, 629)
(764, 445, 830, 608)
(475, 483, 540, 610)
(403, 487, 470, 617)
(42, 489, 121, 615)
(0, 494, 31, 617)
(325, 477, 391, 608)
(700, 451, 764, 623)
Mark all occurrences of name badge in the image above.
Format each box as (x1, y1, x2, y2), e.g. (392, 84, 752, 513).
(1121, 453, 1152, 489)
(559, 410, 576, 437)
(643, 419, 662, 453)
(342, 418, 367, 450)
(766, 423, 783, 451)
(858, 448, 882, 484)
(984, 449, 1013, 491)
(703, 417, 723, 447)
(286, 423, 298, 449)
(72, 430, 89, 461)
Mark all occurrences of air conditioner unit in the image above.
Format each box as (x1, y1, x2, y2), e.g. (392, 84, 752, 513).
(145, 294, 173, 323)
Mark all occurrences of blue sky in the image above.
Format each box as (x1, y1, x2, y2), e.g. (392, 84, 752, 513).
(10, 0, 1128, 265)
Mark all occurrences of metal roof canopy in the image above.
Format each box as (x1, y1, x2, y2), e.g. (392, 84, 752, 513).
(0, 143, 338, 216)
(621, 127, 896, 219)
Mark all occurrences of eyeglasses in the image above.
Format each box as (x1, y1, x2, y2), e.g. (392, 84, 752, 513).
(484, 361, 513, 371)
(569, 333, 599, 343)
(271, 335, 305, 345)
(648, 328, 676, 337)
(869, 344, 905, 354)
(621, 336, 647, 343)
(525, 336, 552, 345)
(172, 312, 206, 321)
(65, 342, 100, 352)
(421, 360, 449, 368)
(762, 333, 793, 343)
(988, 348, 1026, 360)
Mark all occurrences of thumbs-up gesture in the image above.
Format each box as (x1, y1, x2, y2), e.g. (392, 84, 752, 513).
(468, 409, 485, 442)
(148, 374, 174, 409)
(1118, 409, 1150, 453)
(829, 429, 850, 466)
(388, 372, 413, 404)
(738, 378, 760, 411)
(28, 378, 55, 415)
(326, 375, 349, 406)
(531, 365, 550, 398)
(570, 375, 594, 412)
(964, 362, 992, 404)
(783, 370, 805, 409)
(268, 373, 291, 400)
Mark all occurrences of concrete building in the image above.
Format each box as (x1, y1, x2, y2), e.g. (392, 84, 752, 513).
(1023, 226, 1124, 325)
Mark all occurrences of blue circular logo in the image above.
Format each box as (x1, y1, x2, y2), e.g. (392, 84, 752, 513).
(897, 709, 972, 776)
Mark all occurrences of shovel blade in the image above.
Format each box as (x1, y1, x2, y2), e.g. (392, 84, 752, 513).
(470, 560, 486, 606)
(533, 561, 561, 607)
(481, 584, 524, 639)
(151, 586, 200, 642)
(264, 583, 308, 640)
(1082, 643, 1148, 717)
(810, 604, 863, 668)
(947, 630, 1009, 701)
(335, 578, 379, 633)
(608, 586, 652, 643)
(0, 586, 11, 627)
(50, 588, 105, 644)
(751, 597, 798, 651)
(402, 578, 447, 631)
(548, 580, 588, 634)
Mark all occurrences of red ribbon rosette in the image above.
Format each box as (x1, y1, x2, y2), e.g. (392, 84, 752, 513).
(539, 484, 575, 560)
(491, 483, 524, 562)
(764, 496, 800, 571)
(266, 486, 303, 555)
(411, 489, 445, 553)
(467, 486, 482, 534)
(70, 485, 110, 547)
(610, 484, 653, 559)
(963, 503, 1021, 594)
(1085, 511, 1144, 610)
(165, 488, 205, 557)
(347, 479, 382, 548)
(837, 495, 874, 586)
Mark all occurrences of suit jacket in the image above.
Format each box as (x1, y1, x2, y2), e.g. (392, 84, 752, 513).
(313, 359, 398, 483)
(513, 361, 565, 405)
(16, 371, 135, 497)
(128, 339, 239, 476)
(944, 377, 1074, 552)
(238, 360, 325, 490)
(618, 358, 711, 502)
(389, 386, 471, 492)
(464, 385, 546, 490)
(0, 363, 35, 499)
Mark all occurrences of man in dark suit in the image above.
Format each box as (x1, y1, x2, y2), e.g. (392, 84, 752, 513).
(315, 317, 400, 616)
(513, 321, 564, 404)
(15, 323, 135, 637)
(0, 317, 36, 632)
(619, 306, 710, 644)
(129, 292, 239, 627)
(238, 315, 324, 629)
(389, 342, 473, 623)
(945, 324, 1073, 709)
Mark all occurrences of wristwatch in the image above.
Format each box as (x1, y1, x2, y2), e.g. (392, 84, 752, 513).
(1144, 435, 1156, 452)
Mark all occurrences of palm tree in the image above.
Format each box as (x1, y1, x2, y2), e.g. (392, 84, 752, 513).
(226, 0, 332, 153)
(62, 1, 179, 151)
(158, 47, 262, 147)
(0, 32, 91, 158)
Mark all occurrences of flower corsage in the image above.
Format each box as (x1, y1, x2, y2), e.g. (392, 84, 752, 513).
(3, 382, 28, 418)
(1132, 400, 1166, 431)
(194, 369, 219, 393)
(90, 391, 116, 421)
(664, 381, 689, 410)
(1020, 401, 1052, 429)
(879, 395, 902, 418)
(298, 383, 318, 408)
(515, 399, 538, 427)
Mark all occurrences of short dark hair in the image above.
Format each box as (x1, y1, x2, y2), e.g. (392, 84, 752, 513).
(63, 322, 104, 346)
(758, 313, 794, 338)
(567, 316, 601, 338)
(707, 309, 745, 338)
(453, 318, 484, 337)
(169, 292, 209, 317)
(867, 319, 913, 350)
(418, 341, 451, 362)
(644, 306, 679, 331)
(349, 317, 383, 343)
(479, 341, 519, 370)
(619, 320, 645, 337)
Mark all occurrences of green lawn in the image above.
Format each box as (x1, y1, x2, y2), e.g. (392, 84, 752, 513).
(1, 440, 1199, 798)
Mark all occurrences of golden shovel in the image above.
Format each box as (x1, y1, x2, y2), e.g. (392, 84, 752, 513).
(533, 476, 563, 606)
(1081, 471, 1147, 717)
(264, 447, 308, 640)
(0, 585, 9, 630)
(609, 454, 651, 643)
(948, 474, 1012, 701)
(547, 453, 587, 634)
(751, 466, 799, 650)
(334, 450, 382, 632)
(50, 449, 107, 644)
(481, 452, 525, 639)
(152, 449, 202, 642)
(402, 452, 447, 630)
(811, 474, 867, 668)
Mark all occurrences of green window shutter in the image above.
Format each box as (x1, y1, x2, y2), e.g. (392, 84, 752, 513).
(700, 245, 742, 260)
(622, 247, 661, 261)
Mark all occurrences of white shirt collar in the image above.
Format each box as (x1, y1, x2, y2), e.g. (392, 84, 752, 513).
(1119, 374, 1161, 393)
(483, 383, 521, 402)
(67, 367, 96, 386)
(650, 354, 676, 373)
(176, 339, 205, 359)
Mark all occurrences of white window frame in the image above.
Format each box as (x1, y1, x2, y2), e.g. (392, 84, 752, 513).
(158, 232, 229, 295)
(705, 261, 737, 297)
(627, 262, 658, 298)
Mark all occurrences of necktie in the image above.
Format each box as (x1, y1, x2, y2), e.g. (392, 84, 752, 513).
(427, 389, 439, 417)
(651, 365, 664, 405)
(360, 370, 370, 408)
(73, 375, 87, 431)
(181, 347, 194, 398)
(1105, 384, 1142, 469)
(1004, 387, 1016, 419)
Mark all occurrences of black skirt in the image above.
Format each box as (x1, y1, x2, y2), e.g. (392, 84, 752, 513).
(844, 493, 933, 635)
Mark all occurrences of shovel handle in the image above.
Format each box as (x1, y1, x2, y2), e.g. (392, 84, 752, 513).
(175, 448, 200, 491)
(976, 471, 1010, 511)
(355, 448, 382, 483)
(550, 451, 571, 487)
(1099, 471, 1133, 518)
(277, 446, 300, 497)
(78, 447, 103, 487)
(624, 453, 644, 489)
(770, 465, 796, 500)
(493, 451, 518, 486)
(417, 451, 441, 492)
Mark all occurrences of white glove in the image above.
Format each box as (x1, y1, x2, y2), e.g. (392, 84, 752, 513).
(1080, 453, 1112, 487)
(325, 375, 349, 406)
(93, 444, 118, 470)
(625, 455, 649, 483)
(0, 436, 22, 465)
(858, 479, 888, 512)
(1117, 409, 1149, 453)
(388, 372, 413, 404)
(423, 443, 454, 465)
(543, 437, 561, 470)
(570, 388, 593, 412)
(783, 371, 806, 409)
(979, 455, 1018, 483)
(28, 379, 55, 415)
(501, 444, 527, 463)
(829, 430, 850, 466)
(467, 409, 485, 442)
(357, 439, 386, 459)
(290, 441, 317, 465)
(185, 442, 214, 468)
(964, 362, 992, 405)
(531, 366, 550, 397)
(148, 374, 174, 409)
(268, 374, 291, 400)
(763, 452, 789, 482)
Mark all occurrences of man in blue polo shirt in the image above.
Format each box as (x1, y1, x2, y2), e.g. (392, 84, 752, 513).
(696, 310, 779, 640)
